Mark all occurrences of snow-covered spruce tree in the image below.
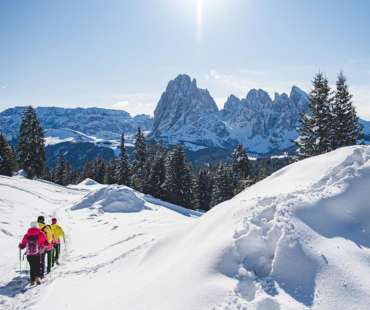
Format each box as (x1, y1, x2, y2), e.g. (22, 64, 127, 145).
(231, 144, 250, 179)
(132, 127, 146, 191)
(17, 106, 46, 178)
(297, 73, 333, 157)
(145, 145, 167, 199)
(211, 163, 234, 207)
(331, 72, 362, 148)
(0, 133, 17, 176)
(197, 168, 213, 211)
(163, 144, 196, 209)
(116, 133, 131, 186)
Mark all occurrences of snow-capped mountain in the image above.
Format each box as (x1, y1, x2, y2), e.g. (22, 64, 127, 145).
(151, 74, 310, 154)
(151, 74, 236, 150)
(221, 86, 310, 154)
(1, 74, 369, 159)
(0, 106, 153, 142)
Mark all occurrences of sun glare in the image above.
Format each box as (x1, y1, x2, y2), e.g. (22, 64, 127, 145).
(196, 0, 204, 42)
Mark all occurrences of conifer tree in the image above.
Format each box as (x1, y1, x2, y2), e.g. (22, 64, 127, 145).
(104, 158, 117, 185)
(197, 169, 213, 211)
(93, 157, 106, 184)
(146, 145, 166, 199)
(132, 128, 146, 191)
(211, 163, 234, 207)
(332, 72, 361, 148)
(53, 154, 73, 186)
(116, 133, 131, 186)
(0, 133, 16, 176)
(81, 160, 95, 181)
(53, 154, 67, 185)
(231, 144, 250, 179)
(17, 106, 46, 178)
(163, 144, 195, 209)
(297, 73, 333, 157)
(182, 165, 198, 210)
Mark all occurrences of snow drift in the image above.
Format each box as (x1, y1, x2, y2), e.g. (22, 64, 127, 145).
(72, 185, 147, 213)
(117, 145, 370, 310)
(1, 146, 370, 310)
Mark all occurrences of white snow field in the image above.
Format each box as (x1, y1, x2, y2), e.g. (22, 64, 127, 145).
(1, 145, 370, 310)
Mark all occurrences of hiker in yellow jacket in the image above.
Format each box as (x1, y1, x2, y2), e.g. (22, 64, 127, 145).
(37, 215, 54, 276)
(51, 217, 65, 266)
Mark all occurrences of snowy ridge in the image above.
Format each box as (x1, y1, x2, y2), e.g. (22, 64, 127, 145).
(0, 106, 153, 142)
(1, 146, 370, 309)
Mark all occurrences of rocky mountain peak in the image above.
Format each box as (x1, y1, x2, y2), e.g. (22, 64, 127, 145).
(289, 85, 309, 106)
(151, 74, 234, 150)
(245, 89, 273, 106)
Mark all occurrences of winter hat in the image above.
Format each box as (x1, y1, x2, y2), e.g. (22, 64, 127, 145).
(37, 215, 45, 224)
(30, 221, 38, 228)
(52, 218, 57, 224)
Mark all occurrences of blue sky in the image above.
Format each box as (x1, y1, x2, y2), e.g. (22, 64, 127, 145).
(0, 0, 369, 118)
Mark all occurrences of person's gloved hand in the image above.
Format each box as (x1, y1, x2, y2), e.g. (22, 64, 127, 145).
(18, 243, 22, 249)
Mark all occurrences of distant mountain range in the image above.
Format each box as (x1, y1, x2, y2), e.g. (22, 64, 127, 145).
(0, 106, 153, 142)
(1, 74, 369, 167)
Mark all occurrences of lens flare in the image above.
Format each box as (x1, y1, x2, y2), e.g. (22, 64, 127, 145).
(196, 0, 203, 42)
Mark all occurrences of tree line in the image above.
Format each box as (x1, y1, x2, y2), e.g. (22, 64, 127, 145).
(47, 129, 253, 211)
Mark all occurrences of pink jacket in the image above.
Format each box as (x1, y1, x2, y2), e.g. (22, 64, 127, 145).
(19, 227, 47, 255)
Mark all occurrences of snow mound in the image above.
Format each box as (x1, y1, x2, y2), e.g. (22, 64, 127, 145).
(72, 185, 146, 213)
(78, 178, 98, 186)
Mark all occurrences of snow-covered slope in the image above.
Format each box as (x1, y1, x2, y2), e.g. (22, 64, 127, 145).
(2, 146, 370, 309)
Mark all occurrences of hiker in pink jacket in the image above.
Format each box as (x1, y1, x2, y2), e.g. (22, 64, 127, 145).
(19, 222, 47, 285)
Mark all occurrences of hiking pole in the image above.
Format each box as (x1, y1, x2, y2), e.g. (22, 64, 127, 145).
(19, 247, 22, 275)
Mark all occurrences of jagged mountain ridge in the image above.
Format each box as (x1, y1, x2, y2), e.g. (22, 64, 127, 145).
(220, 86, 310, 153)
(151, 74, 310, 154)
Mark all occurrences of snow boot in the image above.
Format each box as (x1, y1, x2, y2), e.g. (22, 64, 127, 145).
(35, 277, 41, 285)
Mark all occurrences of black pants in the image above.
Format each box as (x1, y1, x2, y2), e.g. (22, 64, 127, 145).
(52, 243, 61, 266)
(46, 250, 52, 273)
(27, 255, 41, 282)
(40, 252, 45, 277)
(40, 250, 52, 276)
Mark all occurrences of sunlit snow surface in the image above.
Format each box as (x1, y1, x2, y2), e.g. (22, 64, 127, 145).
(1, 146, 370, 309)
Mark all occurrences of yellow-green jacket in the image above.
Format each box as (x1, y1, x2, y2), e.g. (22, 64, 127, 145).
(51, 224, 64, 243)
(38, 223, 53, 250)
